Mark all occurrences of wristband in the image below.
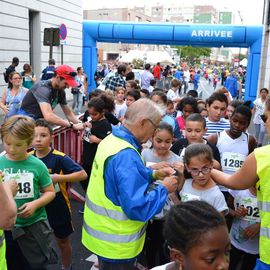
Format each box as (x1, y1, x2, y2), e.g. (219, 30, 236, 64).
(69, 121, 74, 128)
(152, 170, 157, 180)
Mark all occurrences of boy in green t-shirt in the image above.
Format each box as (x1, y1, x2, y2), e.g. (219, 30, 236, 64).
(32, 119, 87, 270)
(0, 115, 55, 270)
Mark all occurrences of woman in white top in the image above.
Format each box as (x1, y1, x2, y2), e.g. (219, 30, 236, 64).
(253, 88, 269, 146)
(72, 67, 87, 115)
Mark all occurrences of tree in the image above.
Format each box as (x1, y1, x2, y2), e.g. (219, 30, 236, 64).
(132, 58, 144, 69)
(172, 46, 211, 64)
(239, 53, 247, 61)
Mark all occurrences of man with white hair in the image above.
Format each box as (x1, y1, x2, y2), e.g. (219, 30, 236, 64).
(82, 99, 180, 270)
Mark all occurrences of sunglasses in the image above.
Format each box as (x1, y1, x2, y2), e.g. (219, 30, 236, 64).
(260, 114, 268, 123)
(58, 71, 77, 78)
(66, 71, 77, 77)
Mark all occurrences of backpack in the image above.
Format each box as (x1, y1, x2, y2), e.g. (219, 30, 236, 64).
(3, 69, 9, 83)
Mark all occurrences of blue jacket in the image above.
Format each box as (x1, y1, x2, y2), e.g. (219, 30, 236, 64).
(224, 75, 238, 97)
(104, 125, 168, 222)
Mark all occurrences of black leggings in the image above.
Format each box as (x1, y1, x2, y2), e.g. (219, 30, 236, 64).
(229, 244, 259, 270)
(98, 259, 136, 270)
(144, 220, 169, 268)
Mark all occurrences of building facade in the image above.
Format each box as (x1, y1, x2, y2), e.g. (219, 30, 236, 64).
(83, 8, 155, 62)
(0, 0, 83, 94)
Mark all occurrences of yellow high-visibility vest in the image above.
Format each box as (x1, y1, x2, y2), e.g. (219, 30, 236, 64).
(82, 134, 146, 260)
(0, 229, 7, 270)
(255, 145, 270, 264)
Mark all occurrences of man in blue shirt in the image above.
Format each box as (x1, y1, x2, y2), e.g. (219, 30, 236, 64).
(224, 72, 238, 98)
(141, 63, 154, 90)
(82, 99, 181, 270)
(174, 67, 183, 81)
(40, 59, 56, 81)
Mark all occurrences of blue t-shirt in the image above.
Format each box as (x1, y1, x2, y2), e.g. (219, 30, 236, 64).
(33, 148, 83, 225)
(41, 66, 55, 81)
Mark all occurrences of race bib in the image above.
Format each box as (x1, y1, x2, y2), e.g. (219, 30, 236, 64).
(83, 127, 91, 142)
(221, 152, 246, 172)
(24, 76, 32, 82)
(5, 173, 34, 199)
(54, 183, 60, 193)
(180, 192, 201, 202)
(234, 196, 260, 222)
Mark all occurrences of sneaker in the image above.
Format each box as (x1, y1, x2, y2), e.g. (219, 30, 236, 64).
(79, 207, 84, 214)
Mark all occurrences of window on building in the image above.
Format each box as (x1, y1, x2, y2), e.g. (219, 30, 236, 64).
(107, 53, 119, 61)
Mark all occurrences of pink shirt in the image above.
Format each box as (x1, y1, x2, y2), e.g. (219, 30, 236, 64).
(176, 116, 185, 131)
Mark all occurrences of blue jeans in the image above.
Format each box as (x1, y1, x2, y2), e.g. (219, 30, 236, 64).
(254, 123, 266, 145)
(72, 92, 83, 114)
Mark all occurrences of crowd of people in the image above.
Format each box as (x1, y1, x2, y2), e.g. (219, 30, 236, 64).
(94, 61, 245, 97)
(0, 58, 269, 270)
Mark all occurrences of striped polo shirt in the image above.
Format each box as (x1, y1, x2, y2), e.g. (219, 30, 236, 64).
(205, 117, 230, 137)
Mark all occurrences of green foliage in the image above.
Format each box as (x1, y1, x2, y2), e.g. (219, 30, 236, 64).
(132, 58, 144, 69)
(239, 53, 247, 61)
(172, 46, 211, 64)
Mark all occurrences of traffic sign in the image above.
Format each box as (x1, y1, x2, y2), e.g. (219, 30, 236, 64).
(59, 23, 67, 40)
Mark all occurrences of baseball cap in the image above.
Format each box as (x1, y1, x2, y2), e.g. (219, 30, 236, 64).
(55, 65, 79, 88)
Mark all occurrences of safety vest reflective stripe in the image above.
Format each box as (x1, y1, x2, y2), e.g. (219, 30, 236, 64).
(82, 134, 147, 259)
(258, 201, 270, 212)
(261, 227, 270, 238)
(0, 233, 4, 247)
(83, 220, 147, 243)
(85, 195, 128, 221)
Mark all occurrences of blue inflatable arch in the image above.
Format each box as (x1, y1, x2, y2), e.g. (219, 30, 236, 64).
(83, 21, 263, 100)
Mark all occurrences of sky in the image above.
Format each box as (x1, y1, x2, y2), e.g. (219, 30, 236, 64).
(82, 0, 264, 25)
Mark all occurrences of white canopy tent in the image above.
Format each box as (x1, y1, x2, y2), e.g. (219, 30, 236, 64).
(119, 50, 176, 65)
(240, 58, 248, 66)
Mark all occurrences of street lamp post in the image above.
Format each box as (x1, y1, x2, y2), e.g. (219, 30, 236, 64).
(238, 10, 244, 67)
(118, 41, 122, 61)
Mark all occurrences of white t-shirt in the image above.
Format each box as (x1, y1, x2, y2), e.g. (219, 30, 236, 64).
(77, 75, 85, 93)
(167, 89, 180, 101)
(229, 189, 260, 255)
(253, 98, 266, 124)
(148, 85, 154, 93)
(183, 70, 190, 82)
(114, 101, 127, 119)
(216, 131, 249, 192)
(180, 179, 228, 214)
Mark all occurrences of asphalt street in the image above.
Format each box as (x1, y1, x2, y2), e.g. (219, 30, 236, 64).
(47, 187, 97, 270)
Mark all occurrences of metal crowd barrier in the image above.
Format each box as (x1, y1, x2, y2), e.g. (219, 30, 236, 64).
(51, 125, 83, 164)
(52, 125, 85, 202)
